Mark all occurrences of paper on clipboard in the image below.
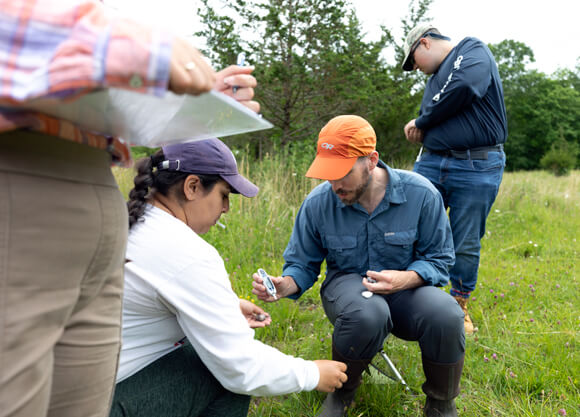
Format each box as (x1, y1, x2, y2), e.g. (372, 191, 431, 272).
(23, 89, 273, 147)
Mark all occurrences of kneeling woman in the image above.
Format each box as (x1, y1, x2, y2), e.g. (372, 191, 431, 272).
(109, 138, 347, 417)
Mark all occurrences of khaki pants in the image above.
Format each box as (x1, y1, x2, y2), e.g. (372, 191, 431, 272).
(0, 131, 128, 417)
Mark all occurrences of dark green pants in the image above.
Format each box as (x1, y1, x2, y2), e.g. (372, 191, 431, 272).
(109, 343, 250, 417)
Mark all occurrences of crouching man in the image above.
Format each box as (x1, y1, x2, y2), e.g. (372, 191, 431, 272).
(253, 115, 465, 416)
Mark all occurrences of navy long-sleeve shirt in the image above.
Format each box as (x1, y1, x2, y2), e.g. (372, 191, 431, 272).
(415, 37, 508, 151)
(282, 162, 455, 299)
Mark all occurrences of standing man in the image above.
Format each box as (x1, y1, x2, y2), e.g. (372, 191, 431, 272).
(253, 115, 465, 417)
(402, 23, 508, 335)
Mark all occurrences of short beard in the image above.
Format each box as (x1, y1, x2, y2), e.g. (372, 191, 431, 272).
(336, 167, 371, 205)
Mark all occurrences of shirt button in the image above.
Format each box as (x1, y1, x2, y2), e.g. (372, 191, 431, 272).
(129, 74, 143, 88)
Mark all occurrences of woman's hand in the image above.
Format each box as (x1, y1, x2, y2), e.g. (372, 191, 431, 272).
(239, 299, 271, 328)
(168, 37, 216, 95)
(215, 65, 260, 113)
(313, 360, 348, 392)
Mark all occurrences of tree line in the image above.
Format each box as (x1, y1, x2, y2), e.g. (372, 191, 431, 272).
(193, 0, 579, 172)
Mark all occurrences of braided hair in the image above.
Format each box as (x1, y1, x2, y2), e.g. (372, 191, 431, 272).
(127, 150, 221, 229)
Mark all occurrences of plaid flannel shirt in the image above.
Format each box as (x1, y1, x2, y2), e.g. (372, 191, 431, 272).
(0, 0, 173, 166)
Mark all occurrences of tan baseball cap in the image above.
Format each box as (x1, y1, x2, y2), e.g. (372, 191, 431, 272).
(402, 23, 438, 71)
(305, 115, 376, 180)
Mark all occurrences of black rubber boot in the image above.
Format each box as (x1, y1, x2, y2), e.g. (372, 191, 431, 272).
(317, 346, 371, 417)
(422, 356, 464, 417)
(424, 397, 459, 417)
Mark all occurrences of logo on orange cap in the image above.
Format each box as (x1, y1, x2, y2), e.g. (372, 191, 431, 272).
(305, 115, 376, 180)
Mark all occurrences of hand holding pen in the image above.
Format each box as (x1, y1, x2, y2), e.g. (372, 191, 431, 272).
(232, 52, 245, 94)
(213, 53, 260, 113)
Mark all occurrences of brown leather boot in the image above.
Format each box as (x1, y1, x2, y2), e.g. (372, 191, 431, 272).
(422, 356, 464, 417)
(317, 346, 371, 417)
(453, 295, 477, 335)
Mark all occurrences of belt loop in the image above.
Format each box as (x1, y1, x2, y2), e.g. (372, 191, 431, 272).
(467, 149, 476, 168)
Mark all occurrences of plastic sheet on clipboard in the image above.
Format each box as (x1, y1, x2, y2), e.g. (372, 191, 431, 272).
(23, 89, 273, 147)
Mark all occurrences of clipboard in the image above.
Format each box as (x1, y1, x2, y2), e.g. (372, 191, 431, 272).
(22, 89, 273, 147)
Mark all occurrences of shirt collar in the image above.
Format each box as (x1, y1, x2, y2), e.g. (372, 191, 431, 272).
(380, 161, 407, 205)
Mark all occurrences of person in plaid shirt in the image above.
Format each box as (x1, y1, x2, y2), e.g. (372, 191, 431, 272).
(0, 1, 258, 416)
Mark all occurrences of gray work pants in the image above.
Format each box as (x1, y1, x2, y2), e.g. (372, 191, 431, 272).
(321, 271, 465, 362)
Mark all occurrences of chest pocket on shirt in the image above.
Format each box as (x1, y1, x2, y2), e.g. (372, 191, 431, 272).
(379, 229, 416, 270)
(326, 234, 359, 271)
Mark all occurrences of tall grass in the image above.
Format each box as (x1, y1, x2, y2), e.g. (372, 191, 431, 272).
(114, 156, 579, 417)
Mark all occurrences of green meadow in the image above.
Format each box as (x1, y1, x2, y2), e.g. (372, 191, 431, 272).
(113, 153, 579, 417)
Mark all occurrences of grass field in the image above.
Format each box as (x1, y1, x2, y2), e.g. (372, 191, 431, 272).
(114, 155, 579, 417)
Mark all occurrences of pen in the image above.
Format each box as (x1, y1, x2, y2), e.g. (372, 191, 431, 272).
(232, 52, 245, 94)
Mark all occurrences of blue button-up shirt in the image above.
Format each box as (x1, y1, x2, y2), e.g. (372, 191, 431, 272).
(282, 162, 455, 299)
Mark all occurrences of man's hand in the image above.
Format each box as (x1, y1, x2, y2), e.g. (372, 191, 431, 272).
(215, 65, 260, 113)
(404, 119, 424, 144)
(313, 360, 348, 392)
(251, 274, 298, 302)
(239, 299, 271, 328)
(363, 270, 424, 295)
(168, 36, 216, 95)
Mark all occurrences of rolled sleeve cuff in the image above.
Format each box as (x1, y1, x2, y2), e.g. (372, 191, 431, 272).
(105, 22, 173, 97)
(146, 30, 173, 96)
(407, 260, 449, 287)
(281, 265, 312, 300)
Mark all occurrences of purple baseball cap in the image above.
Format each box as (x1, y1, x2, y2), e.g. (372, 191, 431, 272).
(160, 138, 259, 197)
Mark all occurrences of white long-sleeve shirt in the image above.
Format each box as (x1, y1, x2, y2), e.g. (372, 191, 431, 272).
(117, 205, 319, 396)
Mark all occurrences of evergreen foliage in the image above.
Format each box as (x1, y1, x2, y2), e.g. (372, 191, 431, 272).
(195, 0, 436, 166)
(190, 0, 579, 172)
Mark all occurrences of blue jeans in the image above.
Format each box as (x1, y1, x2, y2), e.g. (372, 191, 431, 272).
(414, 149, 505, 297)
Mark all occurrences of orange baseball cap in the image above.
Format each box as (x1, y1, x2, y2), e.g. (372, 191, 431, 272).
(305, 115, 376, 180)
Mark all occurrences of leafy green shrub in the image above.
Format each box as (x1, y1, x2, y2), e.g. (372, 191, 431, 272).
(131, 146, 159, 160)
(539, 138, 579, 176)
